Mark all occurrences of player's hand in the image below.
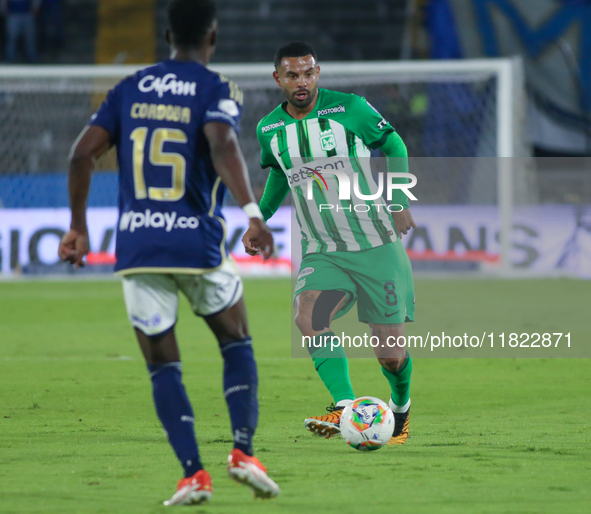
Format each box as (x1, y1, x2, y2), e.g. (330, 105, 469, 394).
(242, 219, 274, 261)
(392, 208, 417, 237)
(58, 228, 89, 268)
(242, 228, 260, 256)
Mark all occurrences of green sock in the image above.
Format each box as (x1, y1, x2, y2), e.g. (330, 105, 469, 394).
(309, 332, 355, 404)
(381, 352, 412, 408)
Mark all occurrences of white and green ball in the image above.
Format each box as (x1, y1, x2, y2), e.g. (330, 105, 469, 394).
(340, 396, 394, 451)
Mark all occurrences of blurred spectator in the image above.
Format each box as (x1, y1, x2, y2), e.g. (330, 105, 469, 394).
(38, 0, 62, 53)
(1, 0, 41, 63)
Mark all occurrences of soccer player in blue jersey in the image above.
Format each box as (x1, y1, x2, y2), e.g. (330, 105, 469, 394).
(58, 0, 279, 505)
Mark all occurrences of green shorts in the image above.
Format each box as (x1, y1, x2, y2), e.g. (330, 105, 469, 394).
(294, 241, 415, 324)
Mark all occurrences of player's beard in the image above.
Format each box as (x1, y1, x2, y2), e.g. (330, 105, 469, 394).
(288, 85, 318, 109)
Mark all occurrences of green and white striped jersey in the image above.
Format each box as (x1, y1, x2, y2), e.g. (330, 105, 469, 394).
(257, 88, 406, 255)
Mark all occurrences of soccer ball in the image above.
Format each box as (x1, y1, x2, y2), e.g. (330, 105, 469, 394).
(340, 396, 394, 451)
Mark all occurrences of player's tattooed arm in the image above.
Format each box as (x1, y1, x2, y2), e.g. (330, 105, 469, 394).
(204, 122, 274, 260)
(59, 125, 112, 267)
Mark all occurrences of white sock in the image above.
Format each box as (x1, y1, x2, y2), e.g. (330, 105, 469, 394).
(389, 397, 411, 413)
(336, 399, 354, 408)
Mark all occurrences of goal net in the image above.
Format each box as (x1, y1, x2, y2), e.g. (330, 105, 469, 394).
(0, 59, 534, 277)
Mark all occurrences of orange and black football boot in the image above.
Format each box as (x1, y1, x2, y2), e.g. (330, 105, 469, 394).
(304, 402, 345, 438)
(387, 404, 410, 445)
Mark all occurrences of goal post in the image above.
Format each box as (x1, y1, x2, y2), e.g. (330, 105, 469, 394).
(0, 58, 526, 277)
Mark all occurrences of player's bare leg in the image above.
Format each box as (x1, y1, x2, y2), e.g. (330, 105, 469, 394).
(295, 290, 355, 438)
(205, 298, 279, 499)
(135, 327, 180, 364)
(135, 328, 211, 505)
(203, 296, 250, 345)
(371, 323, 412, 445)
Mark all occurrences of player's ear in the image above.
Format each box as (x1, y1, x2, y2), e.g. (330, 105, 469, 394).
(207, 19, 217, 48)
(273, 70, 281, 86)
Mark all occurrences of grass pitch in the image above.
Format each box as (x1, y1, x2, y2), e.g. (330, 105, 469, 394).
(0, 278, 590, 514)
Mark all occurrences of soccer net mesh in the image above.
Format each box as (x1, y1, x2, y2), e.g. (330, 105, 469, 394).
(0, 60, 525, 195)
(0, 60, 529, 274)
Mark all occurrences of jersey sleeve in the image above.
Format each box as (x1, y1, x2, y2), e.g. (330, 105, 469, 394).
(90, 81, 123, 141)
(256, 119, 280, 170)
(202, 80, 243, 133)
(380, 130, 410, 210)
(259, 166, 290, 221)
(349, 95, 395, 149)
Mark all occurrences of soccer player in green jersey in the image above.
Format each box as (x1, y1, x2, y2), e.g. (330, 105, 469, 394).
(243, 42, 416, 445)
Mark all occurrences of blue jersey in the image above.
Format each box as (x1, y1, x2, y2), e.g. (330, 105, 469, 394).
(91, 60, 243, 275)
(7, 1, 36, 14)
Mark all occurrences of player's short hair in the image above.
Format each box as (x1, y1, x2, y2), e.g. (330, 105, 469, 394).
(168, 0, 217, 48)
(274, 42, 317, 70)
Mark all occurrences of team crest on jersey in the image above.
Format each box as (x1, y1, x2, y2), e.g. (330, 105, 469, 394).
(319, 129, 336, 151)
